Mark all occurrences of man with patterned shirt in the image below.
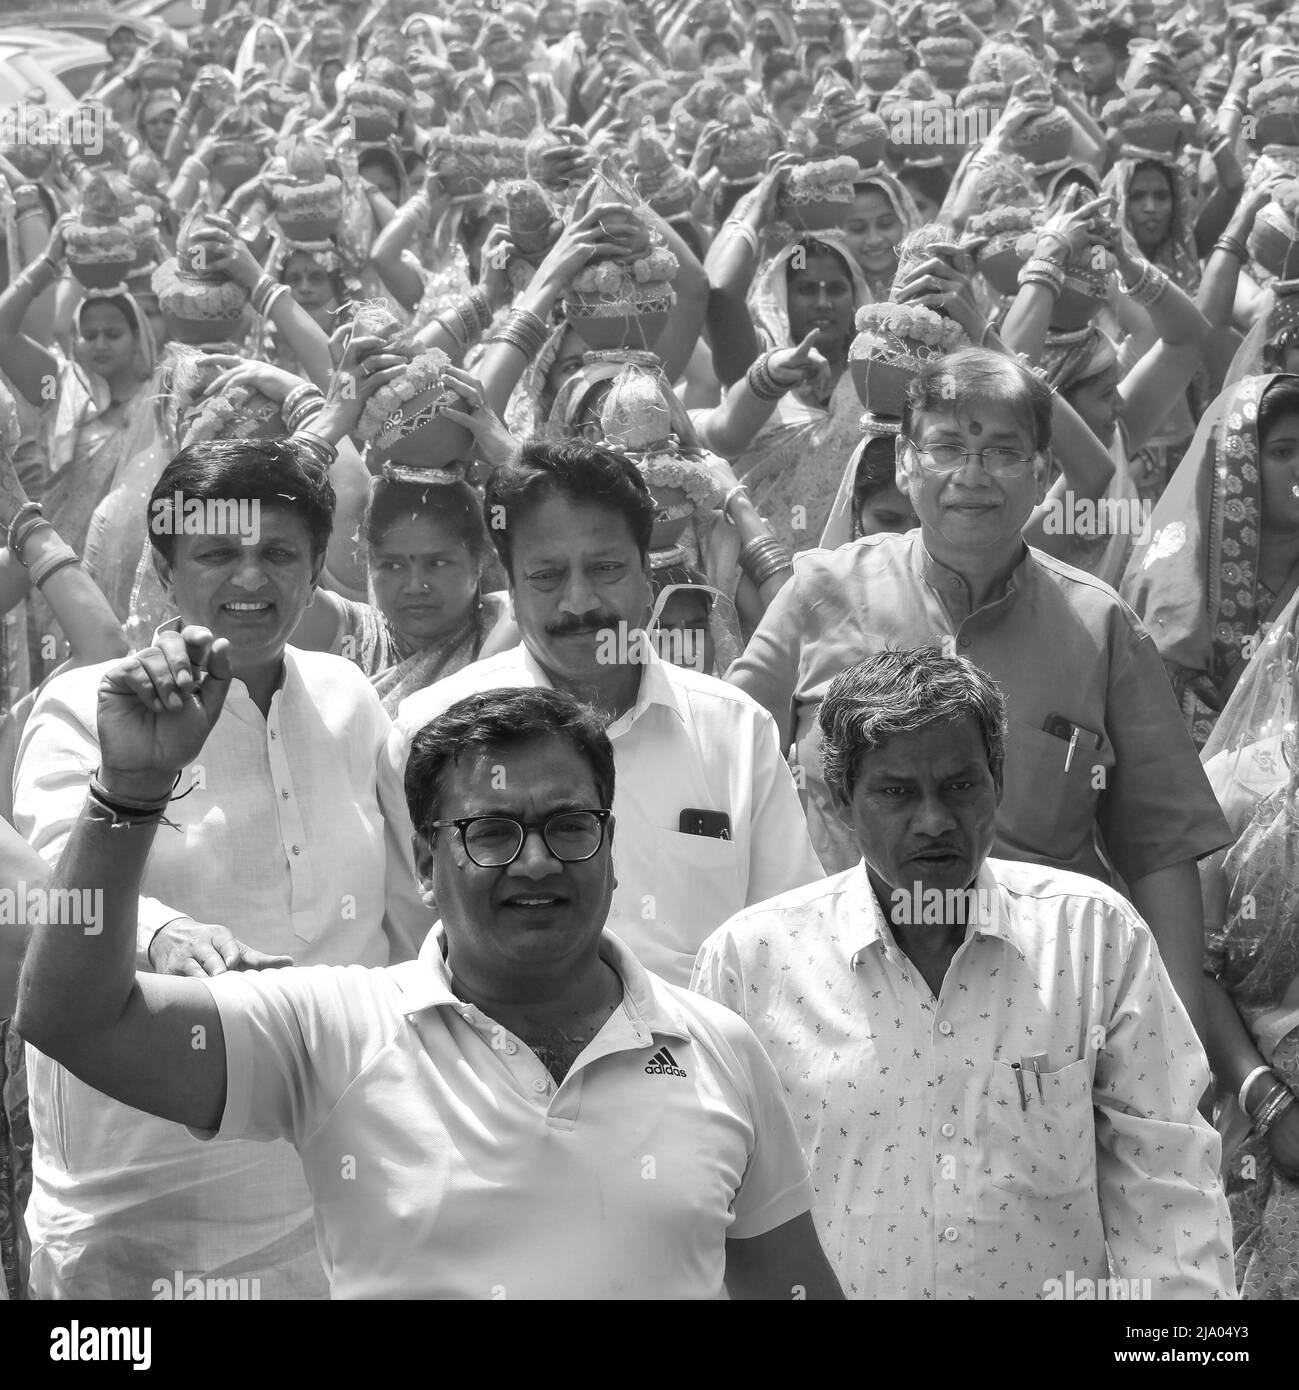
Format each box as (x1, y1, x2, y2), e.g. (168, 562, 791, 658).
(694, 649, 1237, 1300)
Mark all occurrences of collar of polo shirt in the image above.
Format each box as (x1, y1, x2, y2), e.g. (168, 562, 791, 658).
(395, 926, 695, 1045)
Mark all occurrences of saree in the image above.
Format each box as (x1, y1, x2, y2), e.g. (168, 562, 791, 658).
(1122, 374, 1297, 748)
(1199, 590, 1299, 1297)
(741, 233, 878, 553)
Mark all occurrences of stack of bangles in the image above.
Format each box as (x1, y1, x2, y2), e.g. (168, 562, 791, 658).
(7, 501, 81, 589)
(57, 149, 88, 188)
(1241, 1066, 1298, 1138)
(1214, 233, 1248, 261)
(746, 351, 799, 402)
(738, 533, 792, 587)
(487, 307, 549, 360)
(1118, 259, 1168, 308)
(1220, 94, 1247, 116)
(281, 382, 325, 432)
(436, 288, 494, 352)
(86, 768, 177, 830)
(1017, 256, 1066, 299)
(292, 432, 338, 468)
(250, 274, 289, 317)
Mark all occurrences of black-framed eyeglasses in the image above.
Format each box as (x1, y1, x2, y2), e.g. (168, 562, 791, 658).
(426, 809, 612, 867)
(903, 437, 1037, 478)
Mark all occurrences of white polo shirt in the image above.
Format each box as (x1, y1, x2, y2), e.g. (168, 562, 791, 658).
(385, 642, 824, 986)
(200, 930, 814, 1299)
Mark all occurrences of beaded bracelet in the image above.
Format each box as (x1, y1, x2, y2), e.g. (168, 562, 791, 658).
(29, 548, 81, 589)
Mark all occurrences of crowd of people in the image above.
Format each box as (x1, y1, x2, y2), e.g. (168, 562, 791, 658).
(0, 0, 1298, 1302)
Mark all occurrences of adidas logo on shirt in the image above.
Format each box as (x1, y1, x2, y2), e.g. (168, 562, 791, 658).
(644, 1046, 687, 1078)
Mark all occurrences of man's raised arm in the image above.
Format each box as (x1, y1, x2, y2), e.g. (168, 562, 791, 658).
(15, 628, 236, 1133)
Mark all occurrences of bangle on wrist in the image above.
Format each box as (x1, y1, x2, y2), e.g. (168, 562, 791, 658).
(6, 500, 42, 554)
(722, 483, 751, 523)
(1253, 1085, 1296, 1138)
(90, 767, 177, 813)
(293, 431, 338, 468)
(1240, 1064, 1277, 1117)
(29, 548, 80, 589)
(11, 515, 52, 560)
(746, 351, 792, 402)
(1214, 234, 1247, 260)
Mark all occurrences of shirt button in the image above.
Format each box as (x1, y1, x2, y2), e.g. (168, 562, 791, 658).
(943, 1226, 959, 1243)
(281, 789, 289, 800)
(532, 1078, 548, 1093)
(941, 1122, 956, 1138)
(505, 1042, 518, 1055)
(938, 1021, 953, 1036)
(269, 731, 277, 740)
(291, 845, 301, 856)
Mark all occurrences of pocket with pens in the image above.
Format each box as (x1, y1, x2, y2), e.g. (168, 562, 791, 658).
(1002, 718, 1116, 860)
(985, 1056, 1094, 1198)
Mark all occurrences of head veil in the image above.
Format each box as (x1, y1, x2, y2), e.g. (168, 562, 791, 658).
(1101, 155, 1200, 294)
(234, 20, 292, 87)
(1225, 281, 1299, 389)
(748, 229, 872, 351)
(819, 415, 903, 547)
(1121, 374, 1296, 742)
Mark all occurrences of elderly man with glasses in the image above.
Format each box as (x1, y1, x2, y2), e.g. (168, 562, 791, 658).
(17, 654, 842, 1300)
(729, 347, 1231, 1040)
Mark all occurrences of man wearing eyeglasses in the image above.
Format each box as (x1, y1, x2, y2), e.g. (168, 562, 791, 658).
(17, 661, 842, 1299)
(384, 439, 823, 988)
(730, 347, 1230, 1038)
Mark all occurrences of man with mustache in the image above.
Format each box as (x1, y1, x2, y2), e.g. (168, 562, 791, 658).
(695, 648, 1237, 1300)
(384, 439, 822, 985)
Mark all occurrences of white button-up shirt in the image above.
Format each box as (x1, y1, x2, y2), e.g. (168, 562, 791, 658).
(13, 647, 434, 1299)
(387, 642, 824, 986)
(692, 858, 1238, 1300)
(198, 929, 815, 1298)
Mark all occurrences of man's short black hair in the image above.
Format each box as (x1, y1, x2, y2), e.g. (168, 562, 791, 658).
(405, 687, 616, 836)
(1076, 19, 1133, 57)
(484, 438, 657, 578)
(147, 439, 335, 565)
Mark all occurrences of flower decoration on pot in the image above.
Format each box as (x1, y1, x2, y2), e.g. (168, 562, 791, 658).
(968, 40, 1039, 89)
(599, 365, 722, 549)
(955, 80, 1008, 127)
(1248, 180, 1299, 279)
(1249, 71, 1299, 148)
(777, 155, 860, 231)
(714, 96, 779, 188)
(967, 204, 1039, 294)
(345, 56, 413, 143)
(268, 136, 344, 242)
(849, 301, 970, 415)
(561, 177, 679, 352)
(358, 343, 474, 479)
(916, 36, 975, 93)
(1101, 88, 1193, 159)
(858, 43, 909, 95)
(830, 102, 888, 168)
(630, 127, 698, 222)
(881, 97, 968, 168)
(66, 172, 143, 290)
(205, 108, 274, 193)
(152, 210, 250, 346)
(429, 134, 529, 198)
(180, 380, 285, 449)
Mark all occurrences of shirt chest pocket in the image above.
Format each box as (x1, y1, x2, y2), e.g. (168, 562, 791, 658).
(1002, 722, 1116, 862)
(650, 828, 746, 938)
(985, 1058, 1094, 1198)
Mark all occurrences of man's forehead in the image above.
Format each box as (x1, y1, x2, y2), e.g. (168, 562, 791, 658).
(913, 400, 1031, 438)
(856, 715, 990, 770)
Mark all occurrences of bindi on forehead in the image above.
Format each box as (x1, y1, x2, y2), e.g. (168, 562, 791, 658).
(968, 420, 983, 436)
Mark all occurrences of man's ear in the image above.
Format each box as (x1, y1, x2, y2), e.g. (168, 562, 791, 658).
(152, 547, 176, 602)
(412, 832, 437, 907)
(1033, 449, 1052, 506)
(895, 438, 917, 499)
